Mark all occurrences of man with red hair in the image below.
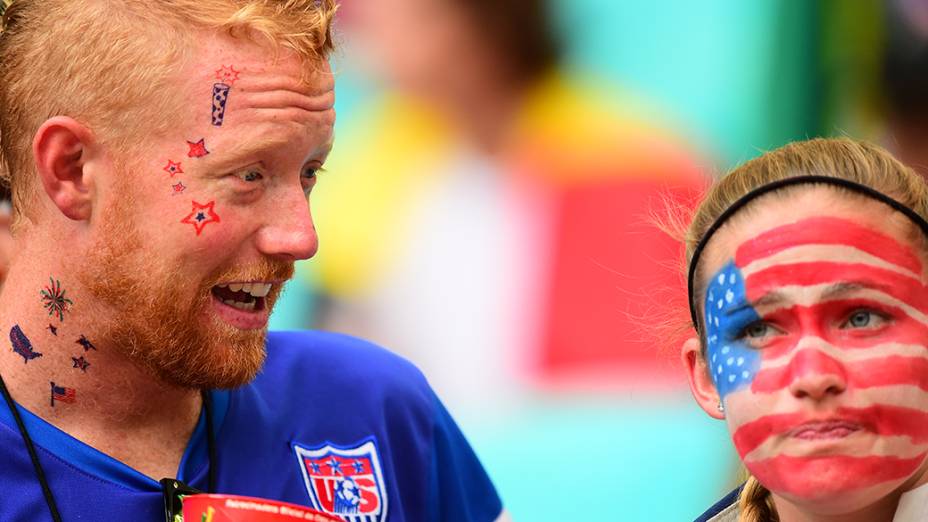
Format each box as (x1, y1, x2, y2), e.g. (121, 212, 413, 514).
(0, 1, 504, 520)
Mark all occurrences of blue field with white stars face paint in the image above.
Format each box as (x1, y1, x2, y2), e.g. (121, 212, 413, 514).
(704, 261, 763, 399)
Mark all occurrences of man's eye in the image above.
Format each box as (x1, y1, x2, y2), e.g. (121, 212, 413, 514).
(239, 170, 263, 182)
(301, 166, 321, 195)
(302, 167, 319, 180)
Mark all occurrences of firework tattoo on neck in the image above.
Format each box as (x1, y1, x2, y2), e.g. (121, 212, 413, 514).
(707, 216, 928, 498)
(40, 277, 73, 322)
(211, 65, 240, 126)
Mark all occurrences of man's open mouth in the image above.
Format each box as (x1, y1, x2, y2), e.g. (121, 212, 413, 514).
(211, 282, 272, 312)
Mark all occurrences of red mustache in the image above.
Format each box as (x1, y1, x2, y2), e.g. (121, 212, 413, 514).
(206, 259, 295, 288)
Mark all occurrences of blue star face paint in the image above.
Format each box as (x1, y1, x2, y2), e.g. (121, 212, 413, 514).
(703, 261, 762, 400)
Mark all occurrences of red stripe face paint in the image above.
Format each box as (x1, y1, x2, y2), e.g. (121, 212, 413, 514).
(732, 405, 928, 457)
(750, 454, 926, 499)
(703, 215, 928, 503)
(750, 353, 928, 394)
(743, 263, 928, 312)
(734, 216, 924, 274)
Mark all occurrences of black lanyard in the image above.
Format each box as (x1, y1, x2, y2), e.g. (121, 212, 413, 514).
(0, 373, 216, 521)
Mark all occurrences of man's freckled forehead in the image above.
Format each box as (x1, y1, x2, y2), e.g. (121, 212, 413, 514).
(237, 66, 334, 95)
(237, 83, 335, 113)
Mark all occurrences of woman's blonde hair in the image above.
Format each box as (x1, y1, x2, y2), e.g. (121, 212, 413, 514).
(684, 138, 928, 521)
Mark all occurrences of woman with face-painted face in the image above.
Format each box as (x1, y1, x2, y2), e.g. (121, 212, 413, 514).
(683, 138, 928, 522)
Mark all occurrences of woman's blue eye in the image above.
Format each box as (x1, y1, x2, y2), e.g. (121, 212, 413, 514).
(302, 167, 318, 180)
(848, 311, 870, 327)
(844, 310, 884, 329)
(744, 323, 770, 338)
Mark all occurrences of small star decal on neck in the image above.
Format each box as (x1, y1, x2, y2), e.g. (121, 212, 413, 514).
(214, 65, 241, 86)
(181, 200, 221, 236)
(76, 334, 96, 352)
(187, 139, 209, 158)
(163, 160, 184, 177)
(171, 182, 186, 195)
(72, 356, 90, 372)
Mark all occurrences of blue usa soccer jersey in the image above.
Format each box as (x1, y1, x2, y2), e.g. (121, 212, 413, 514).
(0, 331, 505, 521)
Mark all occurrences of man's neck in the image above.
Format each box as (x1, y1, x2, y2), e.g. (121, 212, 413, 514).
(0, 247, 202, 480)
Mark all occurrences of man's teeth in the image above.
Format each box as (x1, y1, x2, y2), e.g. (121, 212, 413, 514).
(223, 299, 255, 311)
(215, 282, 273, 298)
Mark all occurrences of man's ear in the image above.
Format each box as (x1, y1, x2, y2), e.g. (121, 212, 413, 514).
(32, 116, 96, 221)
(682, 336, 725, 419)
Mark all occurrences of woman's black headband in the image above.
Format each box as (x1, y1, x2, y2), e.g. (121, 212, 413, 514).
(686, 175, 928, 331)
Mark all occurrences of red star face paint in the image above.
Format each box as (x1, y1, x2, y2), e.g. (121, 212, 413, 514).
(187, 138, 210, 158)
(214, 65, 240, 86)
(163, 160, 184, 177)
(704, 216, 928, 500)
(181, 200, 221, 236)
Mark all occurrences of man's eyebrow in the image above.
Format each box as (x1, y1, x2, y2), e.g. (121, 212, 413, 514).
(209, 136, 293, 167)
(316, 135, 335, 159)
(205, 134, 334, 172)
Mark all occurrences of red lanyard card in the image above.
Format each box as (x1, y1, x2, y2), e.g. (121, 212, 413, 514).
(181, 494, 342, 522)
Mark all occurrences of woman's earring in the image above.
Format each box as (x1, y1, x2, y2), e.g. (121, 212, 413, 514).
(717, 401, 725, 413)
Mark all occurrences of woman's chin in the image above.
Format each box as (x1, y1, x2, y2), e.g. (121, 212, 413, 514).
(758, 470, 905, 516)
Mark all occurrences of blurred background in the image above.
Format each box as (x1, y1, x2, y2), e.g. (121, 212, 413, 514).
(262, 0, 928, 519)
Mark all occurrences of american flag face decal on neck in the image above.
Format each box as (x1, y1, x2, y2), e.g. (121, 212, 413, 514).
(705, 216, 928, 500)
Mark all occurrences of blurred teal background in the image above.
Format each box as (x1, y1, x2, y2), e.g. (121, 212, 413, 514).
(269, 1, 916, 520)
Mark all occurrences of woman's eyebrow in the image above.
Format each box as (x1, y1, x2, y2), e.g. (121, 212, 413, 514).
(722, 291, 786, 317)
(820, 282, 868, 300)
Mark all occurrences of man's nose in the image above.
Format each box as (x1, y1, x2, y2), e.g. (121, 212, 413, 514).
(786, 348, 848, 401)
(255, 190, 319, 261)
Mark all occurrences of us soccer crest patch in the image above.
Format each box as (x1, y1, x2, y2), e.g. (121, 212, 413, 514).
(293, 439, 388, 522)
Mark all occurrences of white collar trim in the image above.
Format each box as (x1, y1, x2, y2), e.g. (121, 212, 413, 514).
(894, 482, 928, 522)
